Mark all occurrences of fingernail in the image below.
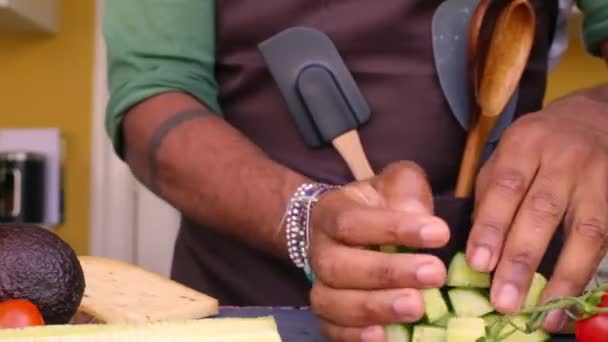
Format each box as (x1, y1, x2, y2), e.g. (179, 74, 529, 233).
(470, 246, 491, 271)
(393, 296, 415, 319)
(496, 283, 520, 312)
(419, 221, 447, 244)
(416, 263, 441, 284)
(361, 326, 384, 342)
(545, 310, 566, 331)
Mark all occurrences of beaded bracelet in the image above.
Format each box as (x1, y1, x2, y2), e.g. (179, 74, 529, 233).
(284, 182, 339, 282)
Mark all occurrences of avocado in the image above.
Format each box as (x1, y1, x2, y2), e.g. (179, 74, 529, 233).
(0, 224, 85, 325)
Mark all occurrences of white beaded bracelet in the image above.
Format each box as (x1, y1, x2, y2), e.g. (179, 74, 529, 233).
(284, 183, 340, 276)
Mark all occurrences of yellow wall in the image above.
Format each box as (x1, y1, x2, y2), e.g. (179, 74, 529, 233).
(546, 14, 607, 102)
(0, 0, 95, 254)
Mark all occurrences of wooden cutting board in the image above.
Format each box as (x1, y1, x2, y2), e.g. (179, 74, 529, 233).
(71, 256, 219, 324)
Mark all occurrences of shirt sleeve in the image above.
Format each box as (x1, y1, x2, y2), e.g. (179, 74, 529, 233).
(547, 0, 575, 71)
(103, 0, 221, 158)
(577, 0, 608, 56)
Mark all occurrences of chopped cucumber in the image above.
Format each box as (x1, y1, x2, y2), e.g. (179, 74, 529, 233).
(385, 324, 411, 342)
(446, 317, 486, 342)
(433, 312, 454, 328)
(447, 252, 491, 288)
(386, 251, 549, 342)
(448, 288, 494, 317)
(492, 315, 550, 342)
(482, 313, 502, 337)
(482, 313, 501, 327)
(422, 288, 450, 323)
(523, 273, 547, 310)
(412, 325, 446, 342)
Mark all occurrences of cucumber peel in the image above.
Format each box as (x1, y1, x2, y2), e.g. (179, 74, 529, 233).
(433, 312, 454, 328)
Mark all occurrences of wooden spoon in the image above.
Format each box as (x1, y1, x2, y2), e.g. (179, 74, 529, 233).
(454, 0, 536, 198)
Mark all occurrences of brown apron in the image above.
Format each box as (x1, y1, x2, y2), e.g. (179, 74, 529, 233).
(171, 0, 562, 307)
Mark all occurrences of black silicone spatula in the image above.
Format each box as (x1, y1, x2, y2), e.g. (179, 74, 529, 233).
(259, 27, 396, 253)
(259, 26, 376, 180)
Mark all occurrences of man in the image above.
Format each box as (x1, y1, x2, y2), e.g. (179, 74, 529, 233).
(103, 1, 608, 341)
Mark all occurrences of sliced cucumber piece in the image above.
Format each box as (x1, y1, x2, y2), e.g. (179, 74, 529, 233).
(422, 288, 450, 323)
(448, 288, 494, 317)
(412, 325, 446, 342)
(447, 252, 491, 288)
(482, 313, 501, 327)
(523, 273, 547, 310)
(494, 315, 550, 342)
(482, 313, 502, 336)
(385, 324, 411, 342)
(446, 317, 486, 342)
(433, 312, 454, 328)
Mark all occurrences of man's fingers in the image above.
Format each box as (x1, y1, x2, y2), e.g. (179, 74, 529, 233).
(490, 159, 573, 313)
(540, 159, 608, 332)
(320, 322, 385, 342)
(327, 206, 450, 248)
(311, 282, 424, 327)
(310, 243, 446, 290)
(314, 188, 449, 249)
(372, 161, 434, 214)
(467, 137, 539, 272)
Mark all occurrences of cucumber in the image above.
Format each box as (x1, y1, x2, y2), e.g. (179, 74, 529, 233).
(482, 313, 501, 327)
(422, 288, 450, 323)
(493, 315, 550, 342)
(412, 325, 446, 342)
(447, 252, 491, 288)
(523, 273, 547, 310)
(446, 317, 486, 342)
(448, 288, 494, 317)
(433, 312, 454, 328)
(482, 313, 502, 337)
(385, 324, 411, 342)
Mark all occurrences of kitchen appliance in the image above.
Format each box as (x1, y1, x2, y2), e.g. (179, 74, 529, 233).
(0, 151, 46, 223)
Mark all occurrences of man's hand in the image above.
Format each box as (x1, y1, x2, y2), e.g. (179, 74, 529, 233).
(309, 162, 451, 342)
(466, 89, 608, 333)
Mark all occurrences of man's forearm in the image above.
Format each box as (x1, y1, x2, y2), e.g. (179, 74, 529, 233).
(121, 92, 310, 260)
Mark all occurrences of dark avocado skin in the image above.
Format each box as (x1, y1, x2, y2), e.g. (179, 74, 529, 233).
(0, 224, 85, 325)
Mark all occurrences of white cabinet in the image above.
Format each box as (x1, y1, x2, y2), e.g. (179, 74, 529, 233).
(0, 0, 59, 33)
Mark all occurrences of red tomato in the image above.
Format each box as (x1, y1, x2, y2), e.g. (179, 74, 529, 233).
(576, 292, 608, 342)
(0, 299, 45, 329)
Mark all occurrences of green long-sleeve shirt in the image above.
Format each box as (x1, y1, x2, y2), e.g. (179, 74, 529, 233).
(103, 0, 221, 156)
(103, 0, 608, 158)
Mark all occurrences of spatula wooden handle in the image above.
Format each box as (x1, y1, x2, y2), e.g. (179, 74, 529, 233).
(332, 130, 397, 253)
(332, 130, 375, 181)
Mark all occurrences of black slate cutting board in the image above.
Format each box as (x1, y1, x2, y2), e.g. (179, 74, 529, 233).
(218, 307, 575, 341)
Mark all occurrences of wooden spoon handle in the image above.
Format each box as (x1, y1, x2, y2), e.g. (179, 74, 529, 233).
(331, 130, 397, 253)
(454, 115, 495, 198)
